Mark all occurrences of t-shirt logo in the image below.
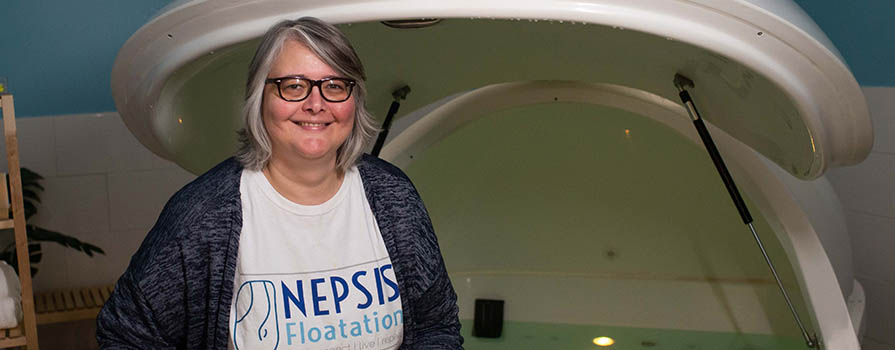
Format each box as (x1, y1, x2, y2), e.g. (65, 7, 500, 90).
(232, 262, 403, 349)
(233, 280, 280, 348)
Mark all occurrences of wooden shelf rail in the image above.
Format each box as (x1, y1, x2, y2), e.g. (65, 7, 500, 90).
(34, 285, 113, 325)
(0, 94, 40, 349)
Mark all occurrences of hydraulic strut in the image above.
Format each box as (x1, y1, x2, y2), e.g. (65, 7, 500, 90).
(673, 74, 819, 349)
(371, 85, 411, 157)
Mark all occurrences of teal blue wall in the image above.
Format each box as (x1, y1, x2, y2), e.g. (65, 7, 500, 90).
(0, 1, 892, 117)
(794, 1, 895, 86)
(0, 1, 172, 117)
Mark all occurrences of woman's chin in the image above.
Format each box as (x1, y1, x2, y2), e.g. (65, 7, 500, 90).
(292, 146, 338, 162)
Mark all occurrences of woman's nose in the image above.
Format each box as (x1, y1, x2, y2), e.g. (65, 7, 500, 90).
(302, 86, 326, 113)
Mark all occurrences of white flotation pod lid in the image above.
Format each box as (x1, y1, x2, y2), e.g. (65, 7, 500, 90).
(112, 0, 871, 178)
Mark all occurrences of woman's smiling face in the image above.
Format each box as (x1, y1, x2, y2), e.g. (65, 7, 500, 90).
(262, 39, 356, 164)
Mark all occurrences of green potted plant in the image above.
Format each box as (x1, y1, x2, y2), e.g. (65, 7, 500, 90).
(0, 168, 104, 276)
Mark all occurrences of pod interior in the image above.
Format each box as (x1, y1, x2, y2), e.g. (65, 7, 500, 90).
(393, 93, 810, 349)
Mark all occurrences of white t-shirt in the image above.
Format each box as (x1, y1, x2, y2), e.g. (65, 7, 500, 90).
(228, 167, 403, 350)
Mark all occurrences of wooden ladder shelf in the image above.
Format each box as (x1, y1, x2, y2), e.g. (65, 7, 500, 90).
(0, 94, 40, 350)
(33, 285, 113, 325)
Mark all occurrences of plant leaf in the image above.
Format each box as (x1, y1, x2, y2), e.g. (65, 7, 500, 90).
(0, 168, 105, 277)
(21, 189, 39, 203)
(23, 201, 36, 220)
(26, 225, 105, 257)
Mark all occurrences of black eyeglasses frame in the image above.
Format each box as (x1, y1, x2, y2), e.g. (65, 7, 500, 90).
(264, 76, 357, 103)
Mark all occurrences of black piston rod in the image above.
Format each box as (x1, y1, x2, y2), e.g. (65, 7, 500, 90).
(371, 85, 411, 157)
(673, 74, 818, 349)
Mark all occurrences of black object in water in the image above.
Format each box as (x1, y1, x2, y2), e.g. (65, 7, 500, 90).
(474, 299, 504, 338)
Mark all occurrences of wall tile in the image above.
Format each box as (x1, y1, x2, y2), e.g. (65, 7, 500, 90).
(31, 229, 140, 292)
(63, 230, 143, 289)
(827, 152, 895, 218)
(858, 277, 895, 345)
(0, 116, 57, 177)
(17, 116, 57, 177)
(31, 174, 109, 235)
(101, 230, 148, 283)
(54, 112, 156, 176)
(32, 242, 75, 292)
(35, 245, 114, 293)
(847, 211, 895, 283)
(104, 112, 160, 173)
(108, 168, 196, 232)
(864, 87, 895, 155)
(863, 337, 895, 350)
(53, 113, 113, 175)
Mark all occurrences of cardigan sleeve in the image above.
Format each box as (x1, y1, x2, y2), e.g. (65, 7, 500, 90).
(96, 204, 192, 350)
(97, 157, 242, 349)
(96, 267, 179, 349)
(96, 191, 194, 349)
(349, 155, 465, 348)
(405, 187, 464, 349)
(407, 253, 463, 349)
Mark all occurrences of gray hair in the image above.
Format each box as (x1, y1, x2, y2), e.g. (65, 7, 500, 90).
(236, 17, 377, 172)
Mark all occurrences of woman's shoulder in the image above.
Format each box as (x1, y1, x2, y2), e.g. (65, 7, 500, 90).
(144, 157, 243, 241)
(123, 157, 243, 284)
(356, 154, 429, 210)
(173, 157, 243, 202)
(356, 154, 413, 187)
(165, 157, 243, 213)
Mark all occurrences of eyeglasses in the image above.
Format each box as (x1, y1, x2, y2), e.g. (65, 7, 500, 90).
(265, 77, 357, 102)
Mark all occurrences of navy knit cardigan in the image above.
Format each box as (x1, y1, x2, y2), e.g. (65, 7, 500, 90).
(96, 155, 463, 349)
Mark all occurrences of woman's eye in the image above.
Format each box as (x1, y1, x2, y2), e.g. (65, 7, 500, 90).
(324, 83, 345, 91)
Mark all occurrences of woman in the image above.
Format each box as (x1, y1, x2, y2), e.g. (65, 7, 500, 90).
(97, 17, 462, 349)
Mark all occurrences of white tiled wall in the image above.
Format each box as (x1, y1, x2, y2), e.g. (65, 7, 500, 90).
(107, 168, 195, 232)
(827, 86, 895, 349)
(0, 112, 196, 293)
